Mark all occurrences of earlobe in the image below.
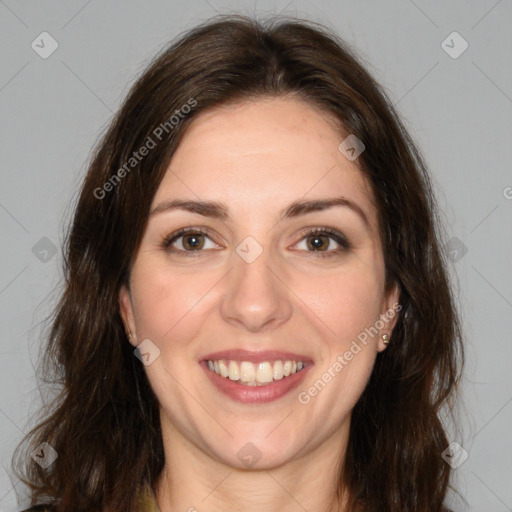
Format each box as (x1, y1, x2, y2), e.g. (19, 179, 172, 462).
(119, 284, 137, 347)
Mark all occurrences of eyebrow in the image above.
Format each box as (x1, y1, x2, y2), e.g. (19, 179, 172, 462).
(150, 197, 370, 229)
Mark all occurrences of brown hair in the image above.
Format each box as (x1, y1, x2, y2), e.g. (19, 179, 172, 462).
(13, 14, 463, 512)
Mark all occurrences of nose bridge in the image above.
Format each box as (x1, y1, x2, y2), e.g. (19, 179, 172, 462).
(220, 237, 292, 332)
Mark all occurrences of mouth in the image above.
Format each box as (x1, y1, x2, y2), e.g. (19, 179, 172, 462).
(206, 358, 307, 385)
(200, 350, 313, 404)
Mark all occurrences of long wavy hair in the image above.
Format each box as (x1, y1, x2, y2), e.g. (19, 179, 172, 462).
(13, 14, 464, 512)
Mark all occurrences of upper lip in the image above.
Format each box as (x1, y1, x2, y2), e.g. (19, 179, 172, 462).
(200, 349, 313, 364)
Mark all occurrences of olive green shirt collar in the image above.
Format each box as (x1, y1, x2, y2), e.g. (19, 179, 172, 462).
(136, 484, 160, 512)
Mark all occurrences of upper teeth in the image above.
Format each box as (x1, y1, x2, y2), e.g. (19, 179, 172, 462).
(207, 360, 305, 386)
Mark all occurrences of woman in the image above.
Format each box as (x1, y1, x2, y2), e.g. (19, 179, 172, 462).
(13, 14, 464, 512)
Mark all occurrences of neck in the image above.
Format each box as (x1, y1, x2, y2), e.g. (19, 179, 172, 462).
(154, 417, 351, 512)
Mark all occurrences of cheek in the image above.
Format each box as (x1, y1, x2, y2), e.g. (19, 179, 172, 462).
(295, 262, 384, 344)
(130, 262, 219, 347)
(130, 265, 187, 338)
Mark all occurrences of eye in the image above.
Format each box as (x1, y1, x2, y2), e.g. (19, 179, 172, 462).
(162, 226, 350, 259)
(293, 227, 350, 258)
(162, 228, 220, 256)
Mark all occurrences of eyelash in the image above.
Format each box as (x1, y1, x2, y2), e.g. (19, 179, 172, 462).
(161, 227, 351, 259)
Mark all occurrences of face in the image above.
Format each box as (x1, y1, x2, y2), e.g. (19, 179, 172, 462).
(119, 96, 399, 470)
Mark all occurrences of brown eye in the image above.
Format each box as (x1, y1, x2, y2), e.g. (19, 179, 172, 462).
(294, 228, 351, 258)
(162, 228, 220, 257)
(181, 233, 205, 251)
(306, 233, 331, 251)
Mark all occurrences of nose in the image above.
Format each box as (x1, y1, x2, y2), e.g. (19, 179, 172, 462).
(220, 246, 293, 333)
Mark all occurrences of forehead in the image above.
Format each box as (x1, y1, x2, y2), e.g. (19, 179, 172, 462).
(153, 96, 378, 229)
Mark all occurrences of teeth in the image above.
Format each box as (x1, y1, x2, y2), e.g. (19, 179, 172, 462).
(273, 360, 284, 380)
(207, 359, 306, 386)
(218, 360, 229, 377)
(240, 362, 256, 383)
(256, 362, 273, 383)
(228, 360, 240, 381)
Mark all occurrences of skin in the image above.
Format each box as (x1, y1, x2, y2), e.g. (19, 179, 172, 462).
(119, 96, 400, 512)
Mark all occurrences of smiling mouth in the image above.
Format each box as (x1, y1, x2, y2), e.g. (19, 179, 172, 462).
(205, 359, 307, 386)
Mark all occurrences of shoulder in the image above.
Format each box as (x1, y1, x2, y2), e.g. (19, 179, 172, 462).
(20, 505, 56, 512)
(20, 483, 157, 512)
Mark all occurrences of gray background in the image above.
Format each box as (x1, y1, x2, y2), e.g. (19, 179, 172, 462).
(0, 1, 511, 510)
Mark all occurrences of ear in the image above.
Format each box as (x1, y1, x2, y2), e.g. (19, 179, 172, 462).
(119, 284, 137, 347)
(377, 282, 401, 352)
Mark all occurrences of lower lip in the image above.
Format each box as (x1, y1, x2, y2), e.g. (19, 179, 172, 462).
(200, 361, 313, 404)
